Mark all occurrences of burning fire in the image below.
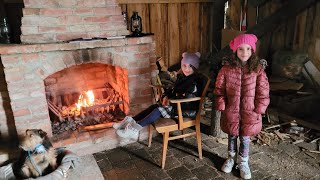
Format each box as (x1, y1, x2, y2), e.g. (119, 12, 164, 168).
(76, 90, 95, 111)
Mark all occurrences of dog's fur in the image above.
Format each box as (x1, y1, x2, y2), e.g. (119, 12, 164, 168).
(14, 129, 57, 178)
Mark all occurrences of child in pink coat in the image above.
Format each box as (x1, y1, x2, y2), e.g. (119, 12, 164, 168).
(214, 34, 270, 179)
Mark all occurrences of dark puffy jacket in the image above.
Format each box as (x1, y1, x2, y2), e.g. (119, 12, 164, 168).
(214, 64, 270, 136)
(165, 73, 204, 118)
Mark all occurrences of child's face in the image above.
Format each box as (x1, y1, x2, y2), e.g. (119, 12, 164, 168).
(181, 63, 194, 76)
(236, 44, 252, 62)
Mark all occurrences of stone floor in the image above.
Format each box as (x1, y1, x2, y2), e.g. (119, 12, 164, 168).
(93, 129, 320, 180)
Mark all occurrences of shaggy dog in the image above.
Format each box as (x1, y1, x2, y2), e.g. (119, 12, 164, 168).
(14, 129, 57, 178)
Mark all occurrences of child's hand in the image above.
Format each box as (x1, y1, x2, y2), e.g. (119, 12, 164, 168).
(162, 96, 169, 106)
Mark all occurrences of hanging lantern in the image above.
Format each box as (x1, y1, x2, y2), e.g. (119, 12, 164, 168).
(130, 11, 142, 37)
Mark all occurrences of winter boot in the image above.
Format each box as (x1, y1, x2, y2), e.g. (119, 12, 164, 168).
(116, 120, 143, 138)
(221, 151, 236, 173)
(113, 116, 134, 129)
(237, 155, 251, 179)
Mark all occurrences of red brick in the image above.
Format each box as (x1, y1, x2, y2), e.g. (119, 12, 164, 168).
(61, 136, 77, 146)
(100, 22, 125, 30)
(134, 53, 150, 59)
(21, 16, 40, 26)
(83, 16, 108, 23)
(111, 39, 125, 46)
(14, 98, 45, 109)
(39, 26, 67, 33)
(149, 56, 157, 64)
(140, 88, 152, 96)
(23, 8, 40, 15)
(89, 129, 107, 143)
(75, 8, 93, 15)
(106, 0, 117, 5)
(52, 141, 62, 148)
(4, 71, 23, 82)
(29, 114, 49, 123)
(128, 67, 150, 76)
(40, 43, 60, 51)
(40, 8, 73, 16)
(42, 0, 60, 8)
(83, 0, 106, 7)
(74, 131, 91, 142)
(93, 7, 115, 15)
(0, 55, 21, 65)
(130, 96, 153, 104)
(21, 26, 39, 34)
(59, 43, 80, 50)
(22, 53, 40, 62)
(21, 34, 55, 44)
(24, 0, 43, 8)
(127, 37, 140, 45)
(139, 44, 151, 52)
(13, 108, 31, 117)
(56, 33, 87, 41)
(58, 0, 77, 7)
(63, 16, 82, 24)
(140, 36, 154, 44)
(125, 46, 140, 52)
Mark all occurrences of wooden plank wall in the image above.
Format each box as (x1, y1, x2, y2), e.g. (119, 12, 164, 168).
(120, 2, 215, 67)
(258, 1, 320, 70)
(227, 0, 320, 71)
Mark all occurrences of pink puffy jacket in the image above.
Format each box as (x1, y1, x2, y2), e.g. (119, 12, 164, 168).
(214, 64, 270, 136)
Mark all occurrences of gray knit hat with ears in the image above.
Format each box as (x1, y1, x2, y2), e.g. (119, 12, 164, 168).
(181, 52, 201, 69)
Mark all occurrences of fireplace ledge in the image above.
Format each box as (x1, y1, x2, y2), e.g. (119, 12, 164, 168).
(0, 36, 154, 55)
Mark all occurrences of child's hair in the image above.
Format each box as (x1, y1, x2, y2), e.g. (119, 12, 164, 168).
(229, 52, 260, 73)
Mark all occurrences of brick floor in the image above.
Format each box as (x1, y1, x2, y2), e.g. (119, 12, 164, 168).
(93, 130, 320, 180)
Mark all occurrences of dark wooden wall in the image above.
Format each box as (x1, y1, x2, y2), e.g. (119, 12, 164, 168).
(119, 1, 217, 67)
(227, 0, 320, 71)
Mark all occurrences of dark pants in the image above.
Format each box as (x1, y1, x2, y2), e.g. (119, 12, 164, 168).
(133, 104, 162, 127)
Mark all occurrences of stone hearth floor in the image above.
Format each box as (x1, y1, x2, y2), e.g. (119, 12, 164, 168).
(92, 130, 320, 180)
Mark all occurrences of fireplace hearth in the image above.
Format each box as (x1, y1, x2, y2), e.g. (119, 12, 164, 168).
(45, 63, 129, 135)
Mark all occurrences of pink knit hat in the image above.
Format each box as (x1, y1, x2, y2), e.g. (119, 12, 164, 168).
(229, 34, 258, 53)
(181, 52, 201, 69)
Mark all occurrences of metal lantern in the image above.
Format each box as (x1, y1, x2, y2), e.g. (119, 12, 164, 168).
(130, 11, 142, 37)
(0, 17, 11, 44)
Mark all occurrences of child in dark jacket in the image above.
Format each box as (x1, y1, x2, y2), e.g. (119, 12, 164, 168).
(214, 34, 270, 179)
(114, 52, 204, 138)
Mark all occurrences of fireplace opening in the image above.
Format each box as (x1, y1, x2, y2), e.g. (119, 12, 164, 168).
(44, 63, 129, 135)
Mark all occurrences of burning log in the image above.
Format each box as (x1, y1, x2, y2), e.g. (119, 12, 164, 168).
(50, 85, 127, 135)
(81, 122, 114, 131)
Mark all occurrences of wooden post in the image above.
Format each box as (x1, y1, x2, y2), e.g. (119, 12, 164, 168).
(210, 109, 227, 138)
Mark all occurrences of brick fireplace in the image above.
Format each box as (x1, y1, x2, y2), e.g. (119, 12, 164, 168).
(0, 0, 157, 156)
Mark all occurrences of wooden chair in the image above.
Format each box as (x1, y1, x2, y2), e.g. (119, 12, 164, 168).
(148, 74, 211, 169)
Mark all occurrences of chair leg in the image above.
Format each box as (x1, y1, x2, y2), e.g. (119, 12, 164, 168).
(148, 125, 154, 147)
(161, 132, 169, 169)
(195, 123, 203, 159)
(182, 129, 186, 141)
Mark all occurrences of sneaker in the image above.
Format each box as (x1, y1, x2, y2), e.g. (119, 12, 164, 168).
(221, 151, 236, 173)
(0, 163, 15, 180)
(237, 155, 251, 179)
(116, 121, 142, 138)
(112, 116, 133, 129)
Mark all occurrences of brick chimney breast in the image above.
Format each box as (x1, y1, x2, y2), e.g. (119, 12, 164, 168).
(21, 0, 130, 43)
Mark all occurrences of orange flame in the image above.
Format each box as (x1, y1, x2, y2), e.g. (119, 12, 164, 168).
(75, 90, 95, 111)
